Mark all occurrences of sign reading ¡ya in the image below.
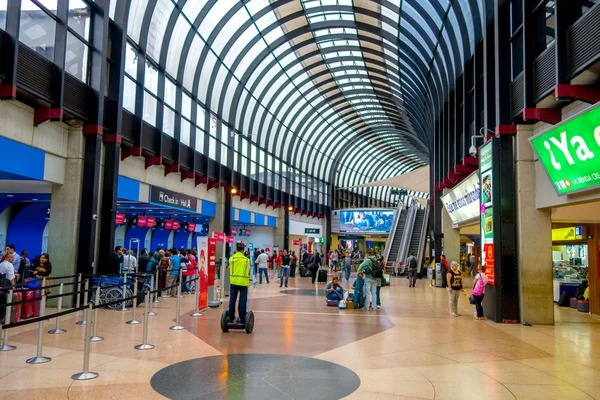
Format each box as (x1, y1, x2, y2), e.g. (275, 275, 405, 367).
(441, 171, 480, 224)
(441, 171, 480, 225)
(530, 104, 600, 196)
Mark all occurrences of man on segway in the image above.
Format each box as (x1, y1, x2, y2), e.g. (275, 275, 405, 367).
(228, 240, 251, 324)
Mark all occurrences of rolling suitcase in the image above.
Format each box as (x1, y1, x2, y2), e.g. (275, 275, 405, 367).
(318, 269, 327, 283)
(299, 266, 308, 277)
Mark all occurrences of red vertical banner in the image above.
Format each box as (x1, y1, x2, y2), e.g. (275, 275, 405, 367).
(197, 237, 209, 310)
(484, 243, 495, 285)
(208, 238, 217, 286)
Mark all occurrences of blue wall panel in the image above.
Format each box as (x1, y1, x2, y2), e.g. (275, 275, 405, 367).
(202, 200, 216, 217)
(254, 213, 265, 226)
(267, 216, 277, 227)
(124, 227, 149, 251)
(239, 209, 252, 224)
(151, 229, 173, 250)
(174, 231, 192, 250)
(0, 137, 44, 180)
(7, 203, 49, 257)
(117, 176, 140, 201)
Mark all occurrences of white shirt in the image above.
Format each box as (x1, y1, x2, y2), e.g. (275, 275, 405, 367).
(256, 253, 269, 268)
(0, 260, 15, 281)
(123, 254, 137, 271)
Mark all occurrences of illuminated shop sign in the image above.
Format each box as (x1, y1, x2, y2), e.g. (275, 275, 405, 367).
(530, 104, 600, 196)
(440, 171, 480, 225)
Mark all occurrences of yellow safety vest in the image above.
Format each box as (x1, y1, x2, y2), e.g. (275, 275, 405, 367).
(229, 252, 250, 287)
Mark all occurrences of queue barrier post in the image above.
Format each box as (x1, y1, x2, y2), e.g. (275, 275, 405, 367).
(75, 279, 89, 325)
(148, 274, 157, 316)
(48, 282, 67, 334)
(169, 268, 185, 330)
(190, 268, 202, 317)
(26, 278, 51, 364)
(0, 289, 16, 351)
(90, 286, 104, 342)
(153, 269, 160, 303)
(120, 273, 129, 311)
(135, 292, 155, 350)
(75, 273, 82, 308)
(126, 279, 141, 325)
(71, 304, 98, 381)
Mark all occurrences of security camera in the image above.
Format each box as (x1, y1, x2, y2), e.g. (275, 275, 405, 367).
(469, 145, 478, 157)
(92, 214, 98, 220)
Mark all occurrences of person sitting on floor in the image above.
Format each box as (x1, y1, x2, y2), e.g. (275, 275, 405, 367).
(325, 276, 344, 301)
(351, 272, 365, 309)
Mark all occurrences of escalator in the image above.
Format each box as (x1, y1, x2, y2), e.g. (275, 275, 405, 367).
(407, 209, 425, 258)
(386, 209, 407, 264)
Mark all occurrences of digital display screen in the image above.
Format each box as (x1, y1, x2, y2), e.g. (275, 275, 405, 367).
(136, 216, 148, 227)
(115, 213, 126, 225)
(172, 221, 180, 230)
(164, 220, 173, 229)
(146, 217, 156, 228)
(339, 210, 395, 233)
(187, 223, 197, 232)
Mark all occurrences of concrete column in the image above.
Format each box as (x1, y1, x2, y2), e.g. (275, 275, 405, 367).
(515, 125, 554, 325)
(273, 207, 285, 250)
(47, 128, 84, 306)
(441, 190, 461, 265)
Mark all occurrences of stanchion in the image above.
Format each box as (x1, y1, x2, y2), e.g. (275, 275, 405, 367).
(0, 289, 16, 351)
(75, 279, 89, 325)
(48, 282, 67, 334)
(71, 304, 99, 381)
(148, 275, 157, 316)
(90, 286, 104, 342)
(75, 273, 82, 308)
(190, 269, 202, 317)
(169, 269, 185, 330)
(135, 292, 155, 350)
(126, 279, 141, 325)
(27, 278, 51, 364)
(120, 273, 129, 311)
(153, 269, 160, 303)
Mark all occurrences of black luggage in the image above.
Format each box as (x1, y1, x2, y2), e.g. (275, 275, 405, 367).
(300, 266, 309, 277)
(558, 291, 571, 307)
(318, 269, 327, 283)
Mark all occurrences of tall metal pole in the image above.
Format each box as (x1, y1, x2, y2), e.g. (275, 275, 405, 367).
(90, 285, 104, 342)
(190, 268, 202, 317)
(120, 273, 129, 311)
(27, 278, 51, 364)
(169, 268, 184, 330)
(71, 305, 99, 380)
(48, 282, 67, 334)
(148, 274, 157, 316)
(153, 269, 160, 303)
(126, 278, 141, 324)
(0, 289, 16, 351)
(134, 292, 155, 350)
(76, 279, 89, 325)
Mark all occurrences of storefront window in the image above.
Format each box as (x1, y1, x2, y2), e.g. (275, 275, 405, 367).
(19, 0, 57, 62)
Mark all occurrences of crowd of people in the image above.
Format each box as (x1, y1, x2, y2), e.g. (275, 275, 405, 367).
(0, 244, 53, 290)
(110, 245, 201, 296)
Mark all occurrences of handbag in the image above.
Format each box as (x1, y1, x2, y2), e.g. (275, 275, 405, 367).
(469, 294, 476, 304)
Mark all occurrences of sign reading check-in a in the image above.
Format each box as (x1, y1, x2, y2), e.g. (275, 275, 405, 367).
(530, 104, 600, 196)
(149, 186, 197, 211)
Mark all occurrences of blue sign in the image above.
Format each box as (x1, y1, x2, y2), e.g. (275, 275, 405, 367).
(576, 226, 582, 236)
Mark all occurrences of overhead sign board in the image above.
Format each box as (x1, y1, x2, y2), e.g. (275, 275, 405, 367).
(440, 171, 480, 225)
(530, 104, 600, 196)
(305, 228, 320, 234)
(149, 186, 197, 211)
(552, 226, 585, 242)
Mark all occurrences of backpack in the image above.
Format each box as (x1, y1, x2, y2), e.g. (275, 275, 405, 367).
(408, 256, 417, 270)
(371, 259, 383, 278)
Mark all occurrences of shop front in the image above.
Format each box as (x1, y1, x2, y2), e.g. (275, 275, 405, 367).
(551, 225, 589, 302)
(289, 220, 325, 254)
(231, 207, 277, 252)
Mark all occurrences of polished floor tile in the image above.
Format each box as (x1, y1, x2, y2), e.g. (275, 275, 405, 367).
(0, 273, 599, 399)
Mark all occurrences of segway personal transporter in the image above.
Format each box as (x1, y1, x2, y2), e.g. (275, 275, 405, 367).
(220, 310, 254, 334)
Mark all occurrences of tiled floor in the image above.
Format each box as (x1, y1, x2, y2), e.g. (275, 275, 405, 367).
(1, 272, 599, 399)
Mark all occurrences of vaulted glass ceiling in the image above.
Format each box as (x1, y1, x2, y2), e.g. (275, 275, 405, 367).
(112, 0, 483, 193)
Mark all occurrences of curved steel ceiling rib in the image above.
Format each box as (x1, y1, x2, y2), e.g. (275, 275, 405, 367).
(121, 0, 482, 202)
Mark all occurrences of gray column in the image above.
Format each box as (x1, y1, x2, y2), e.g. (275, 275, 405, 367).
(441, 191, 461, 266)
(515, 125, 554, 325)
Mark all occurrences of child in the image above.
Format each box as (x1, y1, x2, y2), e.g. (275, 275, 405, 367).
(352, 272, 365, 309)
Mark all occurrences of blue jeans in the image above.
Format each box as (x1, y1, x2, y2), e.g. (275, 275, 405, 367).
(364, 277, 378, 309)
(327, 290, 343, 301)
(259, 268, 269, 284)
(229, 284, 248, 321)
(280, 266, 290, 287)
(376, 285, 381, 306)
(344, 266, 351, 281)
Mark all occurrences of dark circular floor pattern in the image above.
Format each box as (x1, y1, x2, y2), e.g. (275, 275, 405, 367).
(279, 289, 323, 296)
(151, 354, 360, 400)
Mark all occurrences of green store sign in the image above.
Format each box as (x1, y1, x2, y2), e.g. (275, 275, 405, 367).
(530, 104, 600, 196)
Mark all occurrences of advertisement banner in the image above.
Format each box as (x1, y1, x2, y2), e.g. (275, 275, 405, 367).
(196, 237, 209, 310)
(208, 238, 217, 286)
(226, 236, 234, 244)
(530, 103, 600, 196)
(440, 171, 480, 225)
(213, 232, 225, 242)
(480, 141, 495, 285)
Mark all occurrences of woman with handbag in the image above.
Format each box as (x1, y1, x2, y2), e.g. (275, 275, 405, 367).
(471, 264, 488, 320)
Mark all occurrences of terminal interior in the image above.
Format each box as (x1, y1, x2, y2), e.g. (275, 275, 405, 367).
(1, 1, 600, 399)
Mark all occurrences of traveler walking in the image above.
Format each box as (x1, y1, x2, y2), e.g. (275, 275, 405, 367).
(406, 251, 418, 287)
(472, 264, 488, 320)
(357, 249, 382, 310)
(256, 250, 269, 284)
(279, 249, 291, 288)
